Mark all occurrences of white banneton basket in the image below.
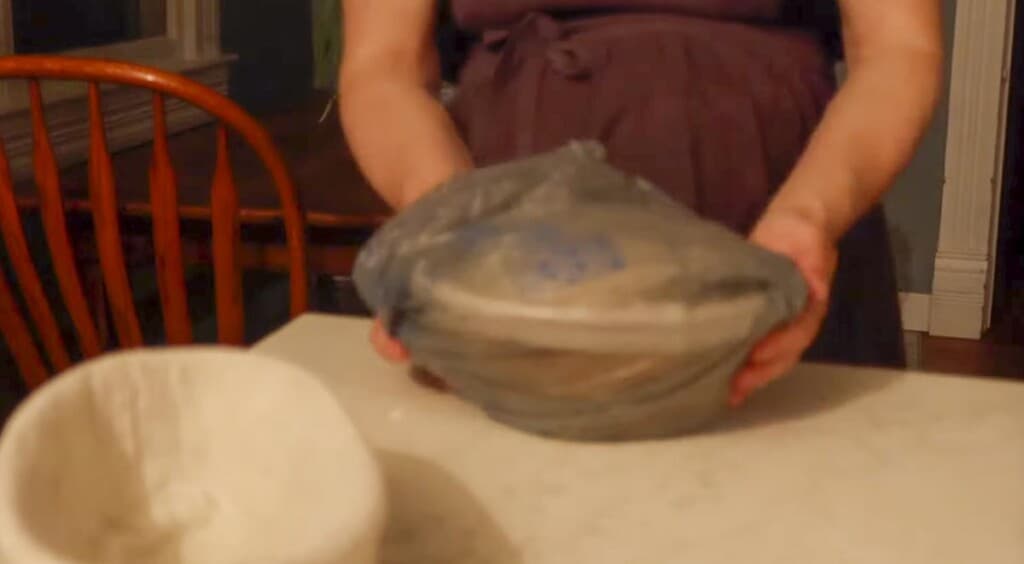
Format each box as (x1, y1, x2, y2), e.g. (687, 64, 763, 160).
(0, 348, 385, 564)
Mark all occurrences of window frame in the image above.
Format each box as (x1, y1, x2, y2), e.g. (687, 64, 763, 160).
(0, 0, 234, 180)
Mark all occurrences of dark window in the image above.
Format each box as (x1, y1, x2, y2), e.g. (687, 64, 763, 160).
(12, 0, 163, 54)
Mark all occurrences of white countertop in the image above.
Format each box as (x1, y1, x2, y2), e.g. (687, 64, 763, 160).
(254, 314, 1024, 563)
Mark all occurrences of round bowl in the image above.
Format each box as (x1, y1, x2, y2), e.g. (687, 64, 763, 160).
(396, 204, 805, 442)
(408, 324, 747, 442)
(0, 348, 385, 564)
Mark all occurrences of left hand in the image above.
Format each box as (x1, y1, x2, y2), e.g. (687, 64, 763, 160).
(729, 208, 839, 406)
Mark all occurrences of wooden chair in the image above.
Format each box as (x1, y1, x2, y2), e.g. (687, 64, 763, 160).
(0, 55, 309, 390)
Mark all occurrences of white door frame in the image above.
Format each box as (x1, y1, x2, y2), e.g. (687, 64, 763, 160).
(929, 0, 1017, 339)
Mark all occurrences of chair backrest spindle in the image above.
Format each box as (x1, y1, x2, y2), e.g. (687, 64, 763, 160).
(0, 55, 309, 387)
(211, 125, 245, 345)
(0, 137, 72, 375)
(0, 271, 48, 388)
(87, 82, 144, 348)
(28, 78, 104, 359)
(149, 92, 192, 345)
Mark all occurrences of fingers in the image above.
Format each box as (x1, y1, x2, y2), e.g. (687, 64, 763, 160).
(729, 355, 797, 407)
(411, 368, 450, 391)
(370, 322, 449, 393)
(370, 319, 410, 363)
(730, 295, 829, 406)
(803, 267, 831, 303)
(752, 283, 830, 361)
(750, 312, 821, 365)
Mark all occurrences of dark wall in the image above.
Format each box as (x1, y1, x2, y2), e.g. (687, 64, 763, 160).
(12, 0, 135, 53)
(992, 0, 1024, 325)
(220, 0, 314, 114)
(881, 0, 957, 294)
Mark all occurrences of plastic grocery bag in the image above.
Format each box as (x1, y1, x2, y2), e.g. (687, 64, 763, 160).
(354, 142, 807, 441)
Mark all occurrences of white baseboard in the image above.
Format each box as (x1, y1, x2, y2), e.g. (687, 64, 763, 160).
(928, 255, 988, 340)
(899, 292, 932, 333)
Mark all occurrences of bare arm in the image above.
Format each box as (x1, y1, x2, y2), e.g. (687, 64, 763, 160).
(764, 0, 944, 241)
(339, 0, 473, 209)
(733, 1, 943, 403)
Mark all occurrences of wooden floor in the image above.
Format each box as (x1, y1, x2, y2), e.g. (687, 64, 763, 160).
(918, 301, 1024, 380)
(919, 335, 1024, 379)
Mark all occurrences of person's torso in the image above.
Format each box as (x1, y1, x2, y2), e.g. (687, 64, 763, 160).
(452, 0, 787, 29)
(438, 0, 841, 80)
(451, 0, 841, 38)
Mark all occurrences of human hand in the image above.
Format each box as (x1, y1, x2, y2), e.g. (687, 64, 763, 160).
(729, 208, 838, 406)
(370, 318, 409, 363)
(370, 318, 450, 390)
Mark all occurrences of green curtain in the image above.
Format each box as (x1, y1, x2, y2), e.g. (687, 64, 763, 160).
(312, 0, 342, 91)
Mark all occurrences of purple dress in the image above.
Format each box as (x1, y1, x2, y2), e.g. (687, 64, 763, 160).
(447, 0, 906, 367)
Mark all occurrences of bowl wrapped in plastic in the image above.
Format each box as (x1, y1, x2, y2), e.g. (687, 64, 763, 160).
(354, 142, 807, 441)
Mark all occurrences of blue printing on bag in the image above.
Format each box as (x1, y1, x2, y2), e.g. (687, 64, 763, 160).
(448, 221, 626, 294)
(519, 223, 625, 289)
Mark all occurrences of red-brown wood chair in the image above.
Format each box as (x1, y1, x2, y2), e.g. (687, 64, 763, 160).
(0, 55, 309, 390)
